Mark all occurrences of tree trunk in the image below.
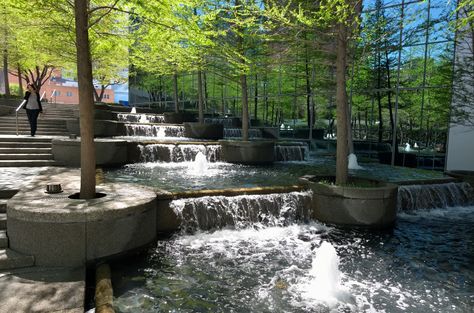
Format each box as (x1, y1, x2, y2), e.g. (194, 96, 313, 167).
(173, 73, 179, 112)
(335, 22, 349, 185)
(203, 72, 208, 111)
(305, 50, 313, 128)
(241, 74, 249, 141)
(254, 74, 258, 120)
(197, 70, 204, 124)
(17, 64, 23, 96)
(2, 50, 10, 96)
(385, 49, 394, 140)
(74, 0, 96, 199)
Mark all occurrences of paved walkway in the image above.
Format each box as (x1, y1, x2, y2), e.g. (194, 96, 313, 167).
(0, 266, 84, 313)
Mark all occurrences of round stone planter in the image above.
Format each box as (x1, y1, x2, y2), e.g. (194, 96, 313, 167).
(299, 175, 398, 228)
(220, 140, 275, 165)
(7, 183, 157, 267)
(184, 122, 224, 140)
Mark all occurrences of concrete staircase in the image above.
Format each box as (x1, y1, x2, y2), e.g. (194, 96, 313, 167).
(0, 103, 76, 136)
(0, 190, 35, 271)
(0, 103, 78, 167)
(0, 137, 56, 167)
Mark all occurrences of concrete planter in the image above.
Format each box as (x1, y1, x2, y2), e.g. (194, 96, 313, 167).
(66, 119, 122, 137)
(7, 183, 157, 267)
(446, 170, 474, 188)
(52, 138, 128, 167)
(164, 112, 196, 124)
(300, 175, 398, 228)
(220, 140, 275, 165)
(184, 122, 224, 140)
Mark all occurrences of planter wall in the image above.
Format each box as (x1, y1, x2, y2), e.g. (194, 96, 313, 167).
(164, 112, 197, 124)
(66, 119, 122, 137)
(300, 175, 398, 228)
(7, 183, 157, 267)
(220, 140, 275, 165)
(52, 138, 128, 167)
(184, 122, 224, 140)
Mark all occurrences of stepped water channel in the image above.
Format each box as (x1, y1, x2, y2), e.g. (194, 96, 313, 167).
(105, 111, 474, 312)
(1, 107, 472, 312)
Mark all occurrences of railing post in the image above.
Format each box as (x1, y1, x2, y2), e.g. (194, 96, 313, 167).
(16, 111, 19, 136)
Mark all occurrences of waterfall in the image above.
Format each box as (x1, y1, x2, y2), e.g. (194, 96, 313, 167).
(224, 128, 262, 138)
(125, 124, 184, 137)
(275, 145, 309, 161)
(170, 191, 313, 233)
(397, 182, 474, 211)
(138, 144, 221, 162)
(117, 113, 165, 123)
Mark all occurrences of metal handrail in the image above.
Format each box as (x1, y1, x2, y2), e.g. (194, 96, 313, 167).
(15, 92, 46, 136)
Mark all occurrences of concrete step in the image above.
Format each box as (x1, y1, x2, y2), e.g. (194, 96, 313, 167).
(0, 147, 52, 154)
(0, 137, 52, 143)
(0, 199, 6, 213)
(0, 142, 51, 148)
(0, 249, 35, 270)
(0, 160, 56, 167)
(0, 154, 53, 160)
(0, 214, 6, 230)
(0, 190, 17, 199)
(0, 231, 8, 248)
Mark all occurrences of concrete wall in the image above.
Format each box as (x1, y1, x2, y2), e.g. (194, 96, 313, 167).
(446, 15, 474, 171)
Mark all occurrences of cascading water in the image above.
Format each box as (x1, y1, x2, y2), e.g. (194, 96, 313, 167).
(125, 124, 184, 137)
(397, 182, 474, 211)
(117, 113, 165, 123)
(138, 144, 221, 163)
(275, 145, 309, 162)
(170, 191, 313, 233)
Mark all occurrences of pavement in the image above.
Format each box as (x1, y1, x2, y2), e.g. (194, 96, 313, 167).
(0, 266, 85, 313)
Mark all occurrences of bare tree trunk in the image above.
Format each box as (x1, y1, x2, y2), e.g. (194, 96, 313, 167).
(197, 70, 204, 123)
(241, 74, 249, 141)
(17, 64, 23, 96)
(2, 50, 10, 96)
(336, 22, 349, 185)
(254, 74, 258, 120)
(74, 0, 96, 199)
(173, 73, 179, 112)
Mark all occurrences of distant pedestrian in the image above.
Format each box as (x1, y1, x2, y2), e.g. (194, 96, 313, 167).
(23, 83, 43, 137)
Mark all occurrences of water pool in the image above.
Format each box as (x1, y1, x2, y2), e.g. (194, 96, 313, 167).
(112, 205, 474, 313)
(104, 157, 446, 192)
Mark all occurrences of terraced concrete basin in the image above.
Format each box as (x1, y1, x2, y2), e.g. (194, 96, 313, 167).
(300, 175, 398, 228)
(7, 180, 157, 267)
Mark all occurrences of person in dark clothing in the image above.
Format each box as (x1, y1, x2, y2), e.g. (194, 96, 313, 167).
(23, 84, 43, 136)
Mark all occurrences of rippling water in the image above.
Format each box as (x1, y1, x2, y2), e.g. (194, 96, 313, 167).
(112, 206, 474, 312)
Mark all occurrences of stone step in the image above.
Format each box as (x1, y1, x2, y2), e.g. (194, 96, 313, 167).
(0, 132, 68, 136)
(0, 249, 35, 270)
(0, 127, 67, 132)
(0, 154, 53, 160)
(0, 190, 18, 199)
(0, 137, 52, 143)
(0, 213, 6, 230)
(0, 199, 6, 213)
(0, 160, 56, 167)
(0, 142, 51, 148)
(0, 231, 8, 249)
(0, 147, 52, 154)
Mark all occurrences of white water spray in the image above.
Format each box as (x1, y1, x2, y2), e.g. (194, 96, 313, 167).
(131, 107, 137, 113)
(189, 151, 209, 173)
(348, 153, 363, 170)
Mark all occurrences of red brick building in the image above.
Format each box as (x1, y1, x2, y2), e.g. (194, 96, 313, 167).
(5, 69, 114, 104)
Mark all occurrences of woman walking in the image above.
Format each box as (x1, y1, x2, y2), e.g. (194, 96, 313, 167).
(23, 83, 43, 137)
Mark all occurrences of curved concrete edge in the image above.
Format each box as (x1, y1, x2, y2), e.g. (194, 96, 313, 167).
(220, 140, 275, 165)
(52, 139, 128, 167)
(7, 182, 157, 267)
(300, 175, 398, 228)
(183, 122, 224, 140)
